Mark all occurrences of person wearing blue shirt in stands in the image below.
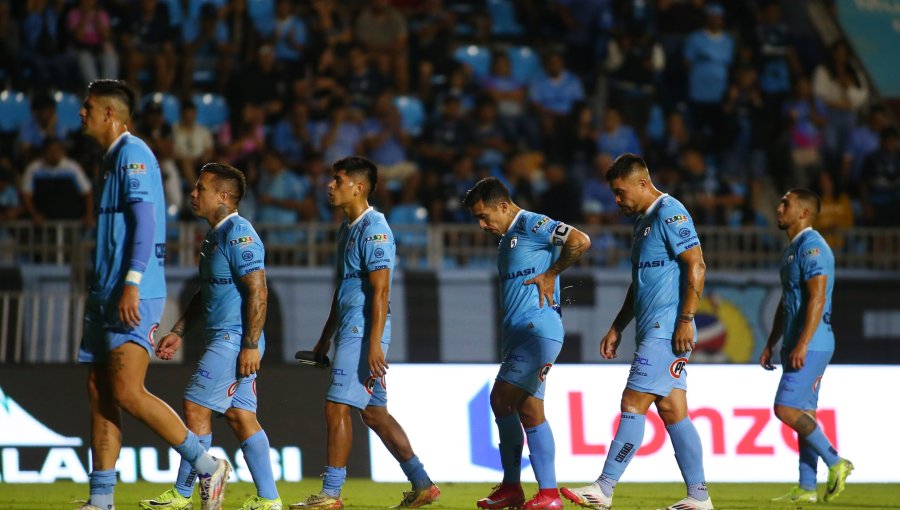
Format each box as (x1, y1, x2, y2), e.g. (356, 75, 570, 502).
(761, 188, 854, 504)
(465, 177, 591, 510)
(529, 52, 585, 116)
(561, 154, 713, 510)
(683, 3, 733, 142)
(75, 80, 229, 510)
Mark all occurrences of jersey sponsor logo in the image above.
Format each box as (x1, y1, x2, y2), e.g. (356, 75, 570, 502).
(227, 381, 239, 397)
(155, 243, 166, 258)
(128, 178, 140, 189)
(509, 235, 518, 249)
(531, 217, 550, 233)
(538, 363, 552, 382)
(343, 271, 360, 280)
(669, 357, 689, 379)
(374, 247, 385, 258)
(679, 228, 692, 238)
(501, 267, 535, 281)
(123, 163, 146, 174)
(365, 234, 390, 244)
(805, 248, 820, 257)
(244, 266, 262, 273)
(207, 277, 233, 285)
(372, 265, 388, 271)
(665, 214, 689, 225)
(633, 260, 666, 269)
(241, 250, 254, 261)
(229, 236, 254, 246)
(98, 206, 124, 215)
(614, 442, 635, 462)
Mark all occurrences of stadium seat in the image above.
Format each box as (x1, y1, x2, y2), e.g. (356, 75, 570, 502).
(53, 91, 82, 132)
(0, 90, 30, 132)
(487, 0, 523, 37)
(192, 93, 228, 130)
(507, 46, 541, 84)
(141, 92, 181, 125)
(157, 0, 184, 26)
(247, 0, 275, 37)
(393, 96, 426, 137)
(453, 45, 491, 78)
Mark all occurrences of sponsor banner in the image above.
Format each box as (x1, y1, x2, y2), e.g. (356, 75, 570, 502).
(370, 364, 900, 483)
(837, 0, 900, 97)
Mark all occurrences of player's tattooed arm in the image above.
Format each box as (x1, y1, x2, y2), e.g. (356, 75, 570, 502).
(547, 225, 591, 275)
(238, 269, 268, 349)
(676, 245, 706, 319)
(170, 291, 202, 337)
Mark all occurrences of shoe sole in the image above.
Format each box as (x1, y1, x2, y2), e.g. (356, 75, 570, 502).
(476, 499, 526, 509)
(203, 462, 232, 510)
(560, 488, 609, 510)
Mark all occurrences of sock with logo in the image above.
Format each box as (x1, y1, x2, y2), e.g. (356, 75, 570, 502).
(89, 468, 116, 509)
(400, 455, 433, 490)
(322, 465, 347, 497)
(525, 421, 557, 489)
(174, 430, 219, 476)
(242, 430, 279, 500)
(596, 412, 646, 497)
(666, 417, 708, 501)
(174, 433, 211, 497)
(802, 425, 840, 467)
(798, 442, 818, 491)
(496, 413, 525, 485)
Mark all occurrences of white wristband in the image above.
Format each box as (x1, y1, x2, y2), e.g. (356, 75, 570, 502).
(125, 270, 143, 286)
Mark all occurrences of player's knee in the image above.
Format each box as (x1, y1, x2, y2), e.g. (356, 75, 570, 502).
(360, 406, 387, 429)
(773, 404, 795, 423)
(111, 385, 144, 413)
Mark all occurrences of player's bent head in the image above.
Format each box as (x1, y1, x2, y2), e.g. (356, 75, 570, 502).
(333, 156, 378, 196)
(86, 79, 136, 119)
(200, 162, 246, 205)
(786, 187, 821, 218)
(463, 177, 511, 211)
(606, 153, 649, 183)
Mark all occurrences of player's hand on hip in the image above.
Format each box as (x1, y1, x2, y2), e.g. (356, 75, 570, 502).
(672, 321, 695, 354)
(600, 328, 621, 359)
(523, 272, 555, 308)
(239, 348, 261, 377)
(759, 345, 776, 370)
(313, 338, 331, 358)
(368, 343, 388, 378)
(155, 333, 182, 360)
(118, 284, 141, 329)
(789, 344, 807, 370)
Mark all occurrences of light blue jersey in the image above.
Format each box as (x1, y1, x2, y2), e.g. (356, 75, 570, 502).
(631, 194, 700, 340)
(779, 228, 835, 353)
(335, 207, 394, 341)
(198, 212, 266, 352)
(497, 210, 568, 342)
(90, 132, 166, 303)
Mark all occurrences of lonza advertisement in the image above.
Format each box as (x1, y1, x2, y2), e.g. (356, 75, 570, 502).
(371, 364, 900, 483)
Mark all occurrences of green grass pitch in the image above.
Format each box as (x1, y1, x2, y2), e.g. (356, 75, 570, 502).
(1, 480, 897, 509)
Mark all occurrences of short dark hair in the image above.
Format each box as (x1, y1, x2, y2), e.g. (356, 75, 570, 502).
(463, 177, 511, 209)
(332, 156, 378, 195)
(200, 162, 247, 203)
(787, 187, 821, 214)
(87, 79, 137, 117)
(606, 153, 648, 182)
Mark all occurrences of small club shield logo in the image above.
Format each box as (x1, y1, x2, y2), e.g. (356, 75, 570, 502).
(510, 236, 518, 249)
(538, 363, 552, 382)
(669, 357, 689, 379)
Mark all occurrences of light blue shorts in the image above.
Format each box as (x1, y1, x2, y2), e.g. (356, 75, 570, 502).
(626, 336, 690, 397)
(775, 350, 832, 410)
(326, 336, 390, 410)
(496, 334, 563, 400)
(78, 297, 165, 363)
(184, 331, 264, 415)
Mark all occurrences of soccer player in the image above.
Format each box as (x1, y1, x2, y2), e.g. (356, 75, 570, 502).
(560, 154, 713, 510)
(465, 177, 591, 510)
(290, 157, 440, 510)
(761, 189, 854, 503)
(139, 163, 282, 510)
(76, 79, 229, 510)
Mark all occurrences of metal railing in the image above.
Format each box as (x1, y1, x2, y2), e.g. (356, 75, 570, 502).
(0, 221, 898, 272)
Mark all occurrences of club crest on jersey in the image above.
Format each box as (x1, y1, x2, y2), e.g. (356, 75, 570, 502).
(531, 217, 550, 233)
(510, 235, 518, 248)
(787, 254, 794, 263)
(365, 234, 390, 244)
(669, 357, 688, 378)
(643, 226, 651, 237)
(538, 363, 552, 382)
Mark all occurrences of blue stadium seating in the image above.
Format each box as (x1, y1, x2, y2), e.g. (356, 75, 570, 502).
(0, 90, 30, 132)
(192, 93, 228, 130)
(141, 92, 181, 125)
(453, 45, 492, 78)
(247, 0, 275, 37)
(508, 46, 541, 84)
(393, 95, 426, 137)
(487, 0, 523, 37)
(54, 91, 82, 132)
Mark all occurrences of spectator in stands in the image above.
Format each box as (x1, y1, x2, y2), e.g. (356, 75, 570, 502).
(721, 65, 767, 198)
(0, 0, 21, 89)
(652, 110, 694, 173)
(582, 152, 619, 225)
(555, 0, 615, 78)
(604, 22, 666, 131)
(66, 0, 119, 86)
(172, 98, 214, 187)
(813, 40, 869, 165)
(597, 106, 642, 159)
(860, 127, 900, 227)
(21, 138, 94, 226)
(677, 146, 742, 225)
(784, 76, 827, 189)
(362, 91, 417, 206)
(755, 0, 799, 104)
(844, 105, 889, 181)
(255, 149, 312, 243)
(409, 0, 454, 97)
(137, 100, 183, 219)
(221, 0, 259, 79)
(419, 95, 471, 171)
(270, 101, 310, 169)
(657, 0, 706, 106)
(482, 51, 526, 119)
(343, 44, 386, 112)
(0, 163, 21, 222)
(356, 0, 409, 93)
(683, 3, 734, 145)
(434, 153, 480, 223)
(306, 0, 354, 74)
(310, 99, 363, 166)
(223, 101, 267, 166)
(22, 0, 72, 91)
(302, 151, 334, 222)
(815, 170, 853, 250)
(230, 44, 286, 118)
(539, 161, 581, 224)
(120, 0, 177, 92)
(470, 96, 515, 174)
(557, 102, 598, 185)
(436, 64, 479, 113)
(17, 91, 70, 162)
(181, 2, 229, 94)
(530, 51, 585, 137)
(273, 0, 307, 79)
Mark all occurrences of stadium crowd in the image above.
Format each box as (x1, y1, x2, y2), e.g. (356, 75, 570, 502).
(1, 0, 898, 235)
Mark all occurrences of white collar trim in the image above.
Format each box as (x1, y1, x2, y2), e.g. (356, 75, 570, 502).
(643, 193, 667, 216)
(350, 206, 374, 228)
(214, 211, 239, 230)
(791, 226, 812, 244)
(506, 209, 525, 234)
(105, 131, 130, 156)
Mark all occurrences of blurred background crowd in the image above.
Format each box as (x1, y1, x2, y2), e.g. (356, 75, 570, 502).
(1, 0, 898, 239)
